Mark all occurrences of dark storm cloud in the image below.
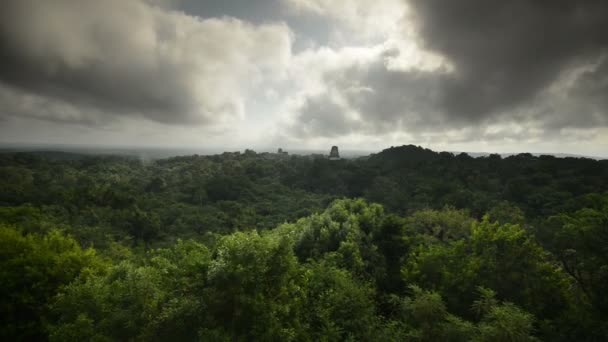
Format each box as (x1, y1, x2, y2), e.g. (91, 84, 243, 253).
(407, 0, 608, 121)
(568, 57, 608, 125)
(0, 0, 291, 126)
(339, 59, 443, 131)
(0, 0, 188, 124)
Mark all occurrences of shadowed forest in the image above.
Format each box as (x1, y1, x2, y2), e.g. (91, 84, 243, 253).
(1, 145, 608, 341)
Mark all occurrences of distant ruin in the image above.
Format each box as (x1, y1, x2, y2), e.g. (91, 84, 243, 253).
(329, 146, 340, 160)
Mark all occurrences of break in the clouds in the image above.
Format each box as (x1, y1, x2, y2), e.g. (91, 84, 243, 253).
(0, 0, 608, 155)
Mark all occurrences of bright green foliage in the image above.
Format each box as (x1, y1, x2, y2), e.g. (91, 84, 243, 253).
(405, 207, 474, 242)
(403, 217, 568, 319)
(468, 219, 568, 317)
(303, 262, 378, 341)
(401, 285, 472, 341)
(49, 240, 210, 341)
(546, 202, 608, 312)
(202, 231, 304, 340)
(290, 199, 386, 283)
(471, 287, 538, 342)
(385, 285, 536, 342)
(476, 303, 537, 342)
(486, 201, 526, 225)
(0, 225, 102, 340)
(471, 287, 499, 318)
(50, 262, 166, 341)
(537, 195, 608, 338)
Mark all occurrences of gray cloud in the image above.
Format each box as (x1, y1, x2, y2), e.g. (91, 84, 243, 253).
(290, 55, 444, 137)
(293, 94, 359, 137)
(567, 57, 608, 126)
(0, 0, 292, 126)
(339, 59, 443, 131)
(407, 0, 608, 120)
(290, 0, 608, 140)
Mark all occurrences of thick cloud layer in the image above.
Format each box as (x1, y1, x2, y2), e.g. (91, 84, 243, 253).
(408, 0, 608, 120)
(290, 0, 608, 140)
(0, 0, 291, 126)
(1, 0, 607, 154)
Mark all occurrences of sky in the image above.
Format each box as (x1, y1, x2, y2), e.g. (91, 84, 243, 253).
(1, 0, 608, 156)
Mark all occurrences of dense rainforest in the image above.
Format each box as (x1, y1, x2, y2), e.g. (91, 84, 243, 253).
(1, 145, 607, 341)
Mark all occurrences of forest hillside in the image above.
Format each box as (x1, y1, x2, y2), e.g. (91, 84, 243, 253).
(1, 145, 607, 341)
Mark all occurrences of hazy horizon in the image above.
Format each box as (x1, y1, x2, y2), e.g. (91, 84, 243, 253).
(1, 141, 605, 161)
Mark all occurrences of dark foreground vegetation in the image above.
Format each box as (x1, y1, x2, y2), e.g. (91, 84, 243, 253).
(1, 145, 607, 341)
